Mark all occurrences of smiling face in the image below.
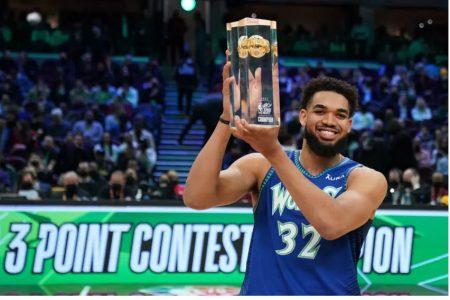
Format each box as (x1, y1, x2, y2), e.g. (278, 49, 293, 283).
(300, 91, 352, 157)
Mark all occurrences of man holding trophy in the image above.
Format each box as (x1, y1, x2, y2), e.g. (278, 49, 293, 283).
(184, 17, 387, 296)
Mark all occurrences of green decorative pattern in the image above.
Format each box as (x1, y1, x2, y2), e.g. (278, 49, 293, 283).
(0, 206, 447, 295)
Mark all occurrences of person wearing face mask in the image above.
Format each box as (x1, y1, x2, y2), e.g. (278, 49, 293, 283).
(384, 168, 403, 205)
(430, 172, 448, 205)
(166, 169, 183, 200)
(77, 161, 98, 198)
(59, 171, 90, 201)
(124, 168, 138, 198)
(98, 170, 134, 201)
(17, 171, 41, 200)
(401, 168, 431, 205)
(152, 173, 175, 199)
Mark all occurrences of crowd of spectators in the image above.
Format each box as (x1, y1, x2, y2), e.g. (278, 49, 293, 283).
(0, 8, 447, 205)
(224, 53, 448, 206)
(0, 45, 177, 201)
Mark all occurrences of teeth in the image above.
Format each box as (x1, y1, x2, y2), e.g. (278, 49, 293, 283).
(318, 130, 336, 139)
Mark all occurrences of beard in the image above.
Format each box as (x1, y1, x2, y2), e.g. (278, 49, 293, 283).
(303, 126, 348, 157)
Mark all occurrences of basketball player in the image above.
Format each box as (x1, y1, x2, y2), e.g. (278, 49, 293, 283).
(183, 57, 387, 295)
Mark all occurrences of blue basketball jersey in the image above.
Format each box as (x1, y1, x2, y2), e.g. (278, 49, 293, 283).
(240, 150, 371, 295)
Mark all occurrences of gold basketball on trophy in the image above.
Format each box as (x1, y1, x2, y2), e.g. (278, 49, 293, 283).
(248, 35, 270, 58)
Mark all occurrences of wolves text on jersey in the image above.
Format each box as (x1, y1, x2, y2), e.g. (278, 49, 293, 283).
(271, 183, 342, 217)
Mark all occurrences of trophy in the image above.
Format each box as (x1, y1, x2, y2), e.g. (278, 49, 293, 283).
(226, 17, 280, 127)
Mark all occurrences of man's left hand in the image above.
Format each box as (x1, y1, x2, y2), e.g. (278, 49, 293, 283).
(230, 116, 281, 157)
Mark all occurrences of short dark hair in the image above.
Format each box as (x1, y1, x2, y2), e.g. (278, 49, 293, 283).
(301, 77, 359, 116)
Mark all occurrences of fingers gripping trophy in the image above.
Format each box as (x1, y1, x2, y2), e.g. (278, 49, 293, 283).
(226, 17, 280, 127)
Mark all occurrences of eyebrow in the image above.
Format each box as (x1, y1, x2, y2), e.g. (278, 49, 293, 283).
(312, 104, 349, 115)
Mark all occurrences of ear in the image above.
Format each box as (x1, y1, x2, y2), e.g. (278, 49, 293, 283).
(347, 118, 353, 133)
(299, 109, 307, 127)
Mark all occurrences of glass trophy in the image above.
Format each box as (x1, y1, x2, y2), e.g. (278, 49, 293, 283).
(226, 17, 280, 127)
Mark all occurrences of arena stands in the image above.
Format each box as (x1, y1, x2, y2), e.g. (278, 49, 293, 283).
(0, 5, 447, 206)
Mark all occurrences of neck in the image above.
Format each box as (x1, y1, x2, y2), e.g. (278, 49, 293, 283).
(299, 142, 343, 176)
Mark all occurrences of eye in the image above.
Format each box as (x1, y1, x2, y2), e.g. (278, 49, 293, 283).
(336, 113, 347, 119)
(314, 110, 324, 115)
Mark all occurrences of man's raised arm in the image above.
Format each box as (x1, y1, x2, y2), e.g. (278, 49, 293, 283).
(183, 60, 259, 209)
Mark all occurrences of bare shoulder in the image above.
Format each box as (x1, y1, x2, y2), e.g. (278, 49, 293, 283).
(232, 152, 269, 168)
(232, 152, 270, 170)
(348, 166, 388, 196)
(230, 152, 271, 182)
(349, 166, 387, 183)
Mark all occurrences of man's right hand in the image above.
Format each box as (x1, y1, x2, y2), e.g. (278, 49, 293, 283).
(221, 50, 238, 122)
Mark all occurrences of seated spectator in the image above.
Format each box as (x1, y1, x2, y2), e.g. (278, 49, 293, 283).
(69, 79, 91, 106)
(385, 168, 403, 205)
(44, 108, 71, 139)
(88, 161, 108, 187)
(135, 139, 157, 175)
(351, 105, 375, 131)
(26, 77, 50, 103)
(92, 147, 114, 179)
(37, 135, 59, 182)
(94, 132, 121, 163)
(124, 168, 139, 198)
(136, 180, 154, 201)
(118, 55, 140, 84)
(77, 161, 97, 196)
(430, 172, 448, 205)
(402, 168, 431, 205)
(104, 102, 131, 139)
(152, 173, 175, 199)
(91, 78, 116, 105)
(167, 169, 183, 200)
(436, 153, 448, 177)
(413, 137, 433, 181)
(98, 170, 135, 201)
(411, 97, 432, 122)
(130, 115, 156, 147)
(58, 171, 90, 201)
(17, 171, 41, 200)
(9, 120, 33, 152)
(116, 134, 136, 171)
(116, 79, 139, 108)
(140, 75, 163, 105)
(26, 154, 52, 194)
(57, 133, 93, 173)
(72, 111, 104, 144)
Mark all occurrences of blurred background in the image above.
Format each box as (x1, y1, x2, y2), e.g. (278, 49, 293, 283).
(0, 0, 447, 204)
(0, 0, 447, 295)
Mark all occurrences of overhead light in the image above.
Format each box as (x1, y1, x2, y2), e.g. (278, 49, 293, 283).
(180, 0, 196, 12)
(418, 23, 425, 29)
(427, 19, 433, 25)
(26, 11, 42, 25)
